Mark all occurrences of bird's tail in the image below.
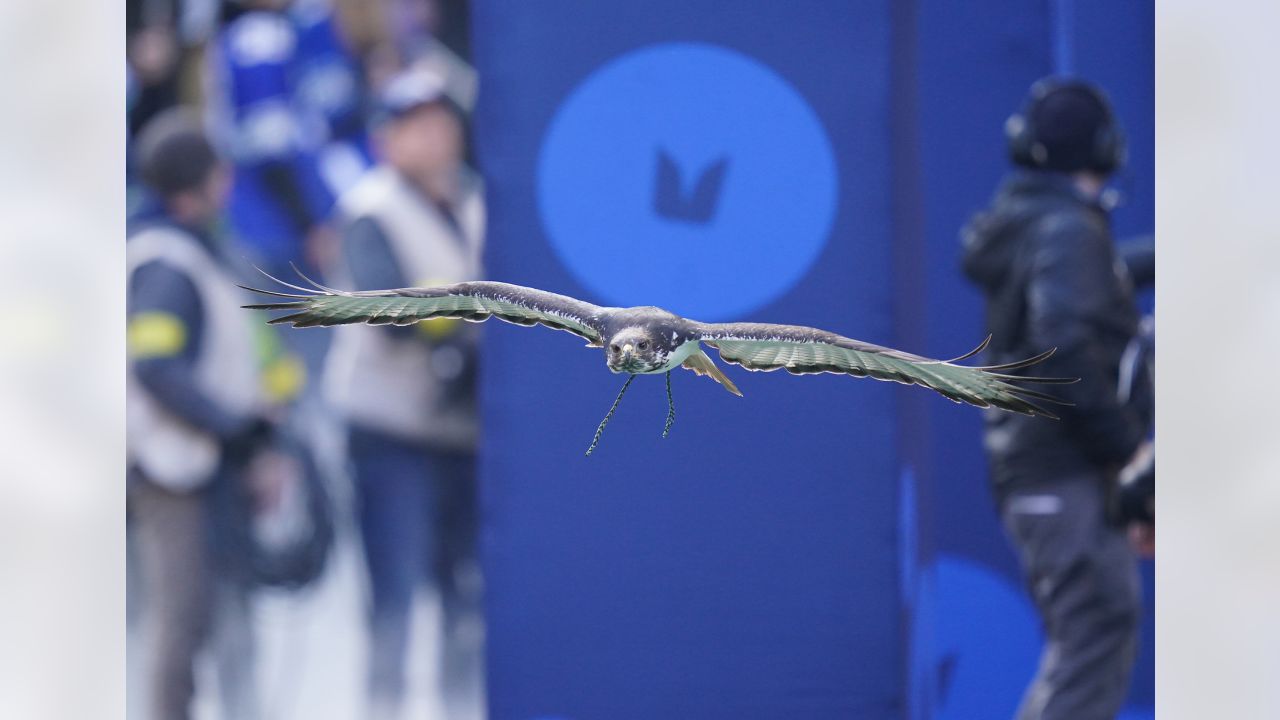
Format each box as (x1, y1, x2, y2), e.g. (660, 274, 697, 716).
(681, 346, 743, 397)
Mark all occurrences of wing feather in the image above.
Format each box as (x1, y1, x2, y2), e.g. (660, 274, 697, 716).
(695, 322, 1075, 419)
(242, 275, 607, 344)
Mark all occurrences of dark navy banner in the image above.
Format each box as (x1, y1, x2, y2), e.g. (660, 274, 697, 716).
(472, 2, 903, 719)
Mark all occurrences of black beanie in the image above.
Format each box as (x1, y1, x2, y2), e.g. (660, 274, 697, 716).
(1026, 83, 1113, 173)
(134, 108, 219, 197)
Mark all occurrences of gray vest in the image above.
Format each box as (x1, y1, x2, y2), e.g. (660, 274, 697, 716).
(127, 227, 263, 490)
(324, 167, 485, 449)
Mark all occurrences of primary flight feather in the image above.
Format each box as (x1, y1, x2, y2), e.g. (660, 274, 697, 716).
(242, 272, 1075, 429)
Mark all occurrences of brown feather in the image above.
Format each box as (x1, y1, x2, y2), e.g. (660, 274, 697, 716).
(681, 347, 743, 397)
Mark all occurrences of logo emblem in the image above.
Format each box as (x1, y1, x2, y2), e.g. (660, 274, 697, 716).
(653, 149, 730, 224)
(537, 42, 838, 320)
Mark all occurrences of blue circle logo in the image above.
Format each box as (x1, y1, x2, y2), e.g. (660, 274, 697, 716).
(537, 43, 838, 320)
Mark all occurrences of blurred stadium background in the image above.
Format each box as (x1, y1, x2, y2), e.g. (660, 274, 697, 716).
(122, 1, 1154, 719)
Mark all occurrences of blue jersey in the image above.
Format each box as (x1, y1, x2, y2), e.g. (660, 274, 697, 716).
(293, 5, 367, 146)
(206, 9, 341, 272)
(293, 4, 373, 196)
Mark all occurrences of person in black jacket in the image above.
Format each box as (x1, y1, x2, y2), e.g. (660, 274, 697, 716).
(961, 78, 1150, 720)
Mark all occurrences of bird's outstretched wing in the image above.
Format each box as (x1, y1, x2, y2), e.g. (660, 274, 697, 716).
(242, 270, 607, 345)
(694, 322, 1075, 418)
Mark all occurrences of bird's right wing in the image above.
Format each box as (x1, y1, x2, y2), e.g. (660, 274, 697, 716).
(243, 273, 608, 345)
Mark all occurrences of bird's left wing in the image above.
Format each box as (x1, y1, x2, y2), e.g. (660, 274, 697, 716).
(695, 322, 1074, 418)
(243, 274, 607, 344)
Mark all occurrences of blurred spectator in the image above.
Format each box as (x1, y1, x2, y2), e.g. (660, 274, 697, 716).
(127, 0, 227, 139)
(362, 0, 478, 112)
(204, 0, 340, 280)
(323, 68, 485, 719)
(127, 108, 282, 719)
(205, 0, 376, 386)
(127, 0, 182, 138)
(292, 0, 374, 195)
(961, 78, 1151, 720)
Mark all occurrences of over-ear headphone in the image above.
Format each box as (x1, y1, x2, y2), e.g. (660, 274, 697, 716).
(1005, 77, 1126, 174)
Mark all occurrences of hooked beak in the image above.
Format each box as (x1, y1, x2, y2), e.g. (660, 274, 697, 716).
(610, 344, 635, 373)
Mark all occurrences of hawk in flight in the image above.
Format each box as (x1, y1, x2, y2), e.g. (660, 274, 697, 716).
(243, 271, 1073, 454)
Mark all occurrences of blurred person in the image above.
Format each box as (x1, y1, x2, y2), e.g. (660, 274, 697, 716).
(324, 68, 485, 719)
(293, 0, 374, 195)
(127, 0, 217, 212)
(205, 0, 366, 392)
(322, 68, 486, 717)
(127, 0, 228, 142)
(362, 0, 477, 112)
(128, 0, 182, 138)
(961, 78, 1152, 720)
(126, 108, 284, 720)
(204, 0, 338, 283)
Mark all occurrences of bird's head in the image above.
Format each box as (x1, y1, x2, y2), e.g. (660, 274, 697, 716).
(606, 327, 666, 374)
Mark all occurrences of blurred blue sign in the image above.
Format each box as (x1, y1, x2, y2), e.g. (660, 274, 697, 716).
(474, 2, 898, 719)
(537, 42, 837, 320)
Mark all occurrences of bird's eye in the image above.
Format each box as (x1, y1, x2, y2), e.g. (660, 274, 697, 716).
(610, 344, 620, 353)
(639, 340, 648, 350)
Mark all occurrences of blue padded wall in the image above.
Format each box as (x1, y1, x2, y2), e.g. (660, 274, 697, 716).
(472, 2, 1154, 719)
(472, 2, 905, 719)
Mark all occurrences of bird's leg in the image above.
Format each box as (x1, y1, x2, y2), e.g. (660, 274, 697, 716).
(585, 374, 635, 457)
(662, 371, 676, 438)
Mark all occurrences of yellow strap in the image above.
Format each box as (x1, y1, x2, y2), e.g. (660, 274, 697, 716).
(128, 312, 187, 359)
(250, 321, 306, 402)
(261, 354, 306, 402)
